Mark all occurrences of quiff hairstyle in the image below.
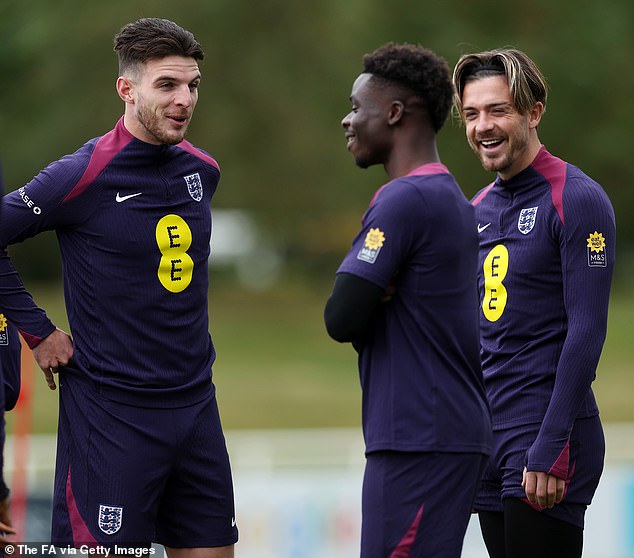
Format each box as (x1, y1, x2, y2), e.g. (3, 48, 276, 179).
(113, 18, 204, 76)
(452, 48, 548, 120)
(363, 42, 454, 133)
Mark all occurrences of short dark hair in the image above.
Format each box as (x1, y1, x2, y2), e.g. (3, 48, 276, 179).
(113, 18, 204, 76)
(362, 42, 454, 132)
(452, 48, 548, 118)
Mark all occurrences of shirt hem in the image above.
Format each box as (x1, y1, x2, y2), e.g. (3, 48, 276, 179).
(365, 442, 491, 455)
(492, 409, 599, 431)
(62, 366, 215, 408)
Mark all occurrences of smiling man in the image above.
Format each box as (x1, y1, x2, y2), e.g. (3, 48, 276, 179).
(0, 18, 237, 555)
(325, 43, 491, 558)
(453, 49, 615, 558)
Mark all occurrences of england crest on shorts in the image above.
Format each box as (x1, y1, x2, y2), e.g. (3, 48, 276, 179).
(98, 504, 123, 535)
(518, 206, 538, 235)
(184, 172, 203, 202)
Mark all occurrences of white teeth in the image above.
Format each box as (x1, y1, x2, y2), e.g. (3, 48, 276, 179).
(481, 139, 501, 147)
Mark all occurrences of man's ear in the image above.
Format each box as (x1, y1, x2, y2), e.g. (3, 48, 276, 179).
(528, 101, 544, 130)
(116, 76, 135, 104)
(387, 100, 405, 125)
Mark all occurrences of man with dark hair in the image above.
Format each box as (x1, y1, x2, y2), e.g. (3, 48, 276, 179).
(453, 48, 615, 558)
(324, 43, 491, 557)
(114, 17, 205, 74)
(0, 18, 237, 555)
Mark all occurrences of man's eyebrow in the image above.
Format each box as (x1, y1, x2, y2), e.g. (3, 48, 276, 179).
(463, 100, 512, 111)
(154, 73, 202, 83)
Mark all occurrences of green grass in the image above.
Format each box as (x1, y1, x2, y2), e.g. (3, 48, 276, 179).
(8, 281, 634, 434)
(209, 282, 361, 429)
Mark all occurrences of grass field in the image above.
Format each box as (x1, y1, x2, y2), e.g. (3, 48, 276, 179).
(9, 280, 634, 435)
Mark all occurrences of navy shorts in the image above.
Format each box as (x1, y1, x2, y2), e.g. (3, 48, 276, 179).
(51, 374, 238, 548)
(361, 451, 487, 558)
(474, 415, 604, 528)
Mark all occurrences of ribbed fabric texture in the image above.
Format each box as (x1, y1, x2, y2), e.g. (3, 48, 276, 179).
(0, 117, 221, 407)
(472, 146, 615, 474)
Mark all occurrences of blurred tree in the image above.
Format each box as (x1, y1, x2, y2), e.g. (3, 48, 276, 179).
(0, 0, 631, 286)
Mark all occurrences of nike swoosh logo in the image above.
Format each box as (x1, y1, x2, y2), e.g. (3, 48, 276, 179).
(477, 223, 492, 233)
(231, 517, 236, 527)
(115, 192, 143, 203)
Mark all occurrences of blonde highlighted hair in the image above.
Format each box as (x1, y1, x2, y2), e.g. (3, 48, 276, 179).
(452, 48, 548, 120)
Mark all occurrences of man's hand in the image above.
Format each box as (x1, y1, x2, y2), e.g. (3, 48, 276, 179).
(32, 328, 73, 390)
(0, 495, 16, 550)
(522, 467, 565, 509)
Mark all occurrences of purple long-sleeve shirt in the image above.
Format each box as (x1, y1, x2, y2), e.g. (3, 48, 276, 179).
(472, 146, 615, 477)
(0, 118, 221, 407)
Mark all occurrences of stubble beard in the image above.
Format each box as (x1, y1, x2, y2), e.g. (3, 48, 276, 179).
(472, 130, 530, 177)
(136, 103, 187, 146)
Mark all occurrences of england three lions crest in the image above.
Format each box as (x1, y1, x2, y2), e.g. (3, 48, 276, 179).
(518, 207, 539, 235)
(98, 504, 123, 535)
(184, 173, 203, 202)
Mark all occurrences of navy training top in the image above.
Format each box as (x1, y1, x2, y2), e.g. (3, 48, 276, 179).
(338, 163, 492, 455)
(0, 118, 220, 407)
(472, 146, 615, 477)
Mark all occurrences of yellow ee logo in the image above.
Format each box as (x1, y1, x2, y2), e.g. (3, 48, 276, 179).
(482, 244, 508, 322)
(156, 214, 194, 293)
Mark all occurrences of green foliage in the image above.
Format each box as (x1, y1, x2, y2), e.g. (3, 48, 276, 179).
(0, 0, 632, 289)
